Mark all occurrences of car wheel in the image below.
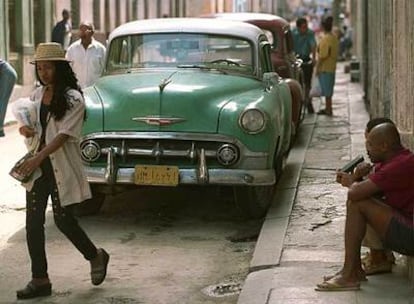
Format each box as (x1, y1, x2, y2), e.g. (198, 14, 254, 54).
(73, 188, 106, 216)
(233, 185, 275, 219)
(290, 121, 296, 149)
(274, 153, 286, 183)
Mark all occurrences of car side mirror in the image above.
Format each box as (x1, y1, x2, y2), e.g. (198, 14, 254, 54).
(263, 72, 279, 91)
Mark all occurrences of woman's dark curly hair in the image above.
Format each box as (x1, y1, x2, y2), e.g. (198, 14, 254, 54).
(35, 61, 83, 121)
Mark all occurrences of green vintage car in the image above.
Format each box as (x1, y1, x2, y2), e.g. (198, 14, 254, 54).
(80, 18, 293, 218)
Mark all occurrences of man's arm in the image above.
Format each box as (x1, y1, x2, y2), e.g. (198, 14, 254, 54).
(348, 179, 381, 202)
(336, 170, 381, 202)
(311, 45, 316, 62)
(310, 32, 317, 62)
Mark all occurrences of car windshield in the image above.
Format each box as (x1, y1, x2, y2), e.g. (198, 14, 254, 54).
(106, 33, 254, 74)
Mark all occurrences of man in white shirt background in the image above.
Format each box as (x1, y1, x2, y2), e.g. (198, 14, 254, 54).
(66, 21, 106, 89)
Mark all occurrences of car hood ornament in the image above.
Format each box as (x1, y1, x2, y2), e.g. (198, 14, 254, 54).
(132, 116, 186, 126)
(159, 71, 177, 92)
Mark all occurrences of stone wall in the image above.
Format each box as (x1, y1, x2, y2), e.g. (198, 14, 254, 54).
(392, 1, 414, 151)
(352, 0, 414, 150)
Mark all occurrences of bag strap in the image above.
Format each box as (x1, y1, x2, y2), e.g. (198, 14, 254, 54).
(34, 114, 51, 153)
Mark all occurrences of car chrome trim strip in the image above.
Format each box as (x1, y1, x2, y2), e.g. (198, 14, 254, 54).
(132, 116, 186, 126)
(82, 132, 237, 142)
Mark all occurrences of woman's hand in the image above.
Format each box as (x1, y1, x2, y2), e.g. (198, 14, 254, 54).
(16, 154, 43, 177)
(19, 126, 36, 138)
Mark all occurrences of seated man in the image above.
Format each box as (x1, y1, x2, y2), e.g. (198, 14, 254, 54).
(316, 122, 414, 291)
(354, 118, 396, 274)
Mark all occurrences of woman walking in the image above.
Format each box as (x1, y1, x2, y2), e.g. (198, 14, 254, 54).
(14, 42, 109, 300)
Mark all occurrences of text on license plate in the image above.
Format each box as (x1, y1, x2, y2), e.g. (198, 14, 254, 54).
(134, 165, 179, 186)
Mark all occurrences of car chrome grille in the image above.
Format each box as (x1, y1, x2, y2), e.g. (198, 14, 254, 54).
(82, 138, 238, 167)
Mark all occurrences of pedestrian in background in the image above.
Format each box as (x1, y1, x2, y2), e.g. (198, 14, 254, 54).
(51, 9, 72, 51)
(316, 122, 414, 291)
(0, 59, 17, 137)
(13, 43, 109, 300)
(315, 16, 338, 116)
(65, 21, 106, 88)
(292, 17, 317, 113)
(339, 25, 353, 61)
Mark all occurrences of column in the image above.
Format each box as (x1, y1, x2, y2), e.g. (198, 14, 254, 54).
(392, 0, 414, 149)
(35, 0, 54, 44)
(71, 0, 80, 29)
(15, 0, 35, 85)
(0, 0, 8, 59)
(104, 0, 111, 36)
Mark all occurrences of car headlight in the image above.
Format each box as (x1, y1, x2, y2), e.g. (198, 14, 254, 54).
(81, 140, 101, 162)
(217, 144, 239, 166)
(239, 109, 266, 134)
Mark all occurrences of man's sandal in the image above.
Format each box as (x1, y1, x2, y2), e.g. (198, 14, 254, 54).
(362, 251, 395, 267)
(323, 270, 367, 282)
(363, 260, 392, 275)
(316, 275, 360, 292)
(317, 109, 332, 116)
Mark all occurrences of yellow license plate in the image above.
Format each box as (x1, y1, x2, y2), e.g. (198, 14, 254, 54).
(134, 165, 179, 186)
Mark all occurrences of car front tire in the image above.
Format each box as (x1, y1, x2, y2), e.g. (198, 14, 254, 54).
(233, 185, 275, 219)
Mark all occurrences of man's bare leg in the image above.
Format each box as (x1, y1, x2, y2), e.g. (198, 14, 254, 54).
(318, 198, 394, 288)
(325, 96, 333, 115)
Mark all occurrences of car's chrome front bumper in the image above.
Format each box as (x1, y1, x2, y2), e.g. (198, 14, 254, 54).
(86, 166, 275, 186)
(86, 146, 275, 186)
(82, 132, 276, 186)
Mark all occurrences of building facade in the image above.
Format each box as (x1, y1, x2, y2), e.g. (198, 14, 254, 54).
(0, 0, 289, 88)
(351, 0, 414, 150)
(0, 0, 193, 86)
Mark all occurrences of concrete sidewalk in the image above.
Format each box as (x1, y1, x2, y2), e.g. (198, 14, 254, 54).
(238, 62, 414, 304)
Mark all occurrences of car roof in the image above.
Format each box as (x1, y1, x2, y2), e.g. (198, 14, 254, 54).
(108, 17, 265, 43)
(206, 12, 289, 25)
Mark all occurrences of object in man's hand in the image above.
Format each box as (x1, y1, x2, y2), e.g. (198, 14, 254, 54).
(340, 155, 364, 173)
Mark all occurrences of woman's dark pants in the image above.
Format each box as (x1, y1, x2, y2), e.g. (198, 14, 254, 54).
(25, 158, 97, 279)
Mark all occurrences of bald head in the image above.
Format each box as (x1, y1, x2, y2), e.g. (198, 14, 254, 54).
(369, 123, 401, 151)
(80, 21, 95, 32)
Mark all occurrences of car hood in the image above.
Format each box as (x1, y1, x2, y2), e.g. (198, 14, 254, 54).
(93, 70, 260, 133)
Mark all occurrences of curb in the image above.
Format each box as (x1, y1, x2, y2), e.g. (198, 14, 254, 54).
(237, 112, 318, 304)
(238, 65, 373, 304)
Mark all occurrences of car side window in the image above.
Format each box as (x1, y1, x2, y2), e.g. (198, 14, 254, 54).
(262, 29, 275, 49)
(259, 37, 273, 75)
(107, 37, 131, 70)
(284, 29, 294, 54)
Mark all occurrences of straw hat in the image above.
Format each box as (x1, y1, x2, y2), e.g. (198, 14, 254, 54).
(31, 42, 69, 64)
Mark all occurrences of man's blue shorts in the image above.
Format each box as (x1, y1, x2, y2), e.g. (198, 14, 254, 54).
(318, 72, 335, 97)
